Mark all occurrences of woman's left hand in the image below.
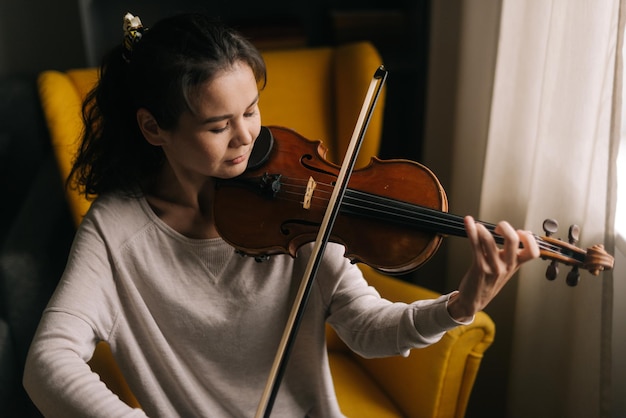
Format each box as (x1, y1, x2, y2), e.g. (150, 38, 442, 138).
(447, 216, 540, 322)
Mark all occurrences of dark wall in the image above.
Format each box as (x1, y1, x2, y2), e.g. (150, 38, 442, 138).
(0, 0, 85, 77)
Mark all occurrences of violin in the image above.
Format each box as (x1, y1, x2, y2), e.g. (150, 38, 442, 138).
(214, 125, 615, 286)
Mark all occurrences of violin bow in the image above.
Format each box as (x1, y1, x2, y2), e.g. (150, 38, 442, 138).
(254, 66, 388, 418)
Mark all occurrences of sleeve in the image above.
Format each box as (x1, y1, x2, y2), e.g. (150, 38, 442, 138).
(23, 312, 147, 418)
(319, 244, 470, 358)
(23, 217, 147, 417)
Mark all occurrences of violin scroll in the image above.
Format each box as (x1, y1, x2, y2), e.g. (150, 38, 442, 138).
(584, 244, 614, 275)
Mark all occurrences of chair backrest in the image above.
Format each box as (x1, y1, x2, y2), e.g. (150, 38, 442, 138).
(37, 41, 385, 226)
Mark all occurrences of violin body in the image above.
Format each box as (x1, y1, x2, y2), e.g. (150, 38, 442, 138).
(214, 126, 448, 274)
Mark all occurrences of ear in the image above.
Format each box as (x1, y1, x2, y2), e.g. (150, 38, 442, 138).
(137, 108, 167, 146)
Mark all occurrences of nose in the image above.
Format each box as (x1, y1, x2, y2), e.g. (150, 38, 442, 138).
(230, 122, 254, 148)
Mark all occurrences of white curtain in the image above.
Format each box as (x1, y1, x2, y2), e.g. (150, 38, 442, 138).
(481, 1, 624, 417)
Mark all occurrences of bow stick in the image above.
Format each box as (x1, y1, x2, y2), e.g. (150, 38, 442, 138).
(255, 66, 388, 417)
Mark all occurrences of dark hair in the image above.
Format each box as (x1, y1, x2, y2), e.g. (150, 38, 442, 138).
(69, 13, 266, 198)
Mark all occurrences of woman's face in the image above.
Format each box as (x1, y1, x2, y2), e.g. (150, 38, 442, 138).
(159, 61, 261, 183)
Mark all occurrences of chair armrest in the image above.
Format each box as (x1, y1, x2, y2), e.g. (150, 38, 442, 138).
(355, 265, 495, 418)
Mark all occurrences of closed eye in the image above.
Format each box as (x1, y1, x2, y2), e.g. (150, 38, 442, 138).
(204, 95, 259, 133)
(210, 125, 229, 133)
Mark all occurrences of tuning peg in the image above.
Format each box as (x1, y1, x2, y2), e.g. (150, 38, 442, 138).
(543, 219, 560, 280)
(568, 224, 580, 244)
(565, 226, 581, 286)
(566, 266, 580, 286)
(545, 261, 559, 280)
(543, 219, 559, 236)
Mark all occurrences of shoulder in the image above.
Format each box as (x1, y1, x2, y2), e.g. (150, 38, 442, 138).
(85, 192, 146, 224)
(75, 192, 154, 248)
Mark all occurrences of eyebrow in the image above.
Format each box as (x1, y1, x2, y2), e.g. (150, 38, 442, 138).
(200, 94, 259, 124)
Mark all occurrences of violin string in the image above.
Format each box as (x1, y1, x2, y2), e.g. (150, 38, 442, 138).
(275, 177, 561, 255)
(278, 177, 560, 254)
(280, 179, 561, 256)
(342, 188, 561, 254)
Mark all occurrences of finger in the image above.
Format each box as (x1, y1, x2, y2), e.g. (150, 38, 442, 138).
(495, 221, 519, 268)
(517, 230, 540, 262)
(464, 216, 484, 263)
(475, 221, 499, 271)
(464, 216, 478, 246)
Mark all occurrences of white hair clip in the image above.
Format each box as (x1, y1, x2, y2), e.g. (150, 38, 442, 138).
(122, 12, 145, 63)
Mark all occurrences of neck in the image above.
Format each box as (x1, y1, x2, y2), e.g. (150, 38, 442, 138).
(144, 166, 219, 239)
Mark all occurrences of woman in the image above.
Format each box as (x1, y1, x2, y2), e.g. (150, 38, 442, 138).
(23, 12, 539, 417)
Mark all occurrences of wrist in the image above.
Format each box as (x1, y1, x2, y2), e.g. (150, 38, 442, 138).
(446, 292, 475, 323)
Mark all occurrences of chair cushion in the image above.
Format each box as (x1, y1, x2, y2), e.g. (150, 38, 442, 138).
(328, 351, 403, 417)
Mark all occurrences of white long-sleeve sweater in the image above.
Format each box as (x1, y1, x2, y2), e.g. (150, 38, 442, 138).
(23, 192, 464, 418)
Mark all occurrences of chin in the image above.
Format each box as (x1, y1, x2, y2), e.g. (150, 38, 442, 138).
(217, 167, 246, 180)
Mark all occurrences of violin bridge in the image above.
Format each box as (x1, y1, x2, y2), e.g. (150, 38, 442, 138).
(303, 176, 317, 209)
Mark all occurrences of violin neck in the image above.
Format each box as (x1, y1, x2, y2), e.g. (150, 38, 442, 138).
(342, 188, 588, 266)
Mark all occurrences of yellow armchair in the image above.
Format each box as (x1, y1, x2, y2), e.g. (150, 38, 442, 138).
(37, 41, 495, 418)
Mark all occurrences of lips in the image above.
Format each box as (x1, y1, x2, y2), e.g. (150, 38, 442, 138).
(229, 154, 247, 164)
(228, 149, 250, 165)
